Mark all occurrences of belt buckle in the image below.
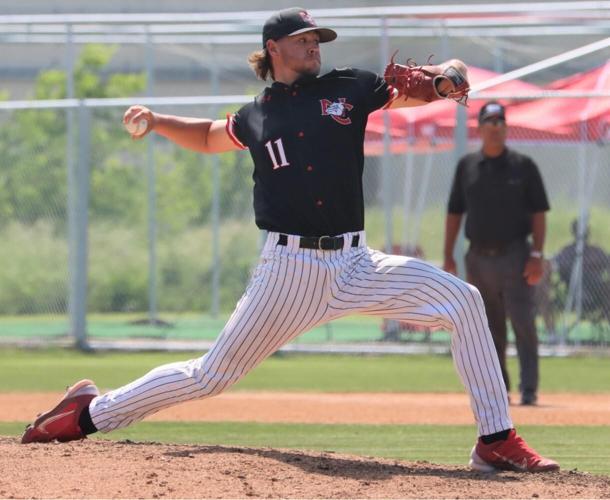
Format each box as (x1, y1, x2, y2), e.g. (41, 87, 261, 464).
(318, 235, 332, 250)
(484, 247, 502, 256)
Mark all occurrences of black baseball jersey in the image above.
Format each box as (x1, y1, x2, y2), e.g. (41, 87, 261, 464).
(227, 68, 392, 237)
(447, 147, 550, 249)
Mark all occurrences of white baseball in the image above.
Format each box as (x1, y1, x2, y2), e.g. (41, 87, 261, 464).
(124, 117, 149, 136)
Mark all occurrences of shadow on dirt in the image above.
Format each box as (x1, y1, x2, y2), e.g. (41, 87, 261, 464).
(163, 444, 547, 483)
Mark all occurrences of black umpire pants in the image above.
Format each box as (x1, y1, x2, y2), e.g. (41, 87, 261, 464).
(465, 239, 539, 400)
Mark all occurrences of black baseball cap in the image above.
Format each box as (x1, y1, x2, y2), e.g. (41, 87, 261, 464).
(262, 7, 337, 47)
(478, 101, 506, 124)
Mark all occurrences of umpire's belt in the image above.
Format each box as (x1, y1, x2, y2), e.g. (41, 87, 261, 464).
(469, 239, 523, 257)
(277, 233, 360, 251)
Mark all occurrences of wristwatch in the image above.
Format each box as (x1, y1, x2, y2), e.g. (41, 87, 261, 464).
(529, 250, 543, 259)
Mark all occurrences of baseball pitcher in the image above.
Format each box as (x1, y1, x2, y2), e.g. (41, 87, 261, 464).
(22, 7, 558, 473)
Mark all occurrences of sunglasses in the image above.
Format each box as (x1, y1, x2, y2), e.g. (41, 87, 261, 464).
(480, 117, 506, 126)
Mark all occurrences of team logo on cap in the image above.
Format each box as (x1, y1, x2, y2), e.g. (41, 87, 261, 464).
(300, 11, 317, 26)
(320, 98, 353, 125)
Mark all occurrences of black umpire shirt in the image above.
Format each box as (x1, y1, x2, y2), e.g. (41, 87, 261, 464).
(227, 68, 391, 237)
(447, 148, 550, 250)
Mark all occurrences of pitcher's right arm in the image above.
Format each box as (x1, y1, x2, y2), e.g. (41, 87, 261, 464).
(123, 105, 242, 154)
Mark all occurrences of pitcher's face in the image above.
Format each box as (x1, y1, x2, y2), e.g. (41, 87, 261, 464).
(272, 31, 321, 77)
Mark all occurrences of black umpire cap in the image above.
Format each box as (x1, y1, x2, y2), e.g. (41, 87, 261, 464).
(478, 101, 506, 124)
(262, 7, 337, 47)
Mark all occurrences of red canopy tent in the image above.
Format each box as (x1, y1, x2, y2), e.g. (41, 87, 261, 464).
(508, 60, 610, 141)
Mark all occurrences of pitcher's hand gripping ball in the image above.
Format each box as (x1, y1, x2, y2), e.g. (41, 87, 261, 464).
(384, 52, 470, 105)
(124, 117, 149, 137)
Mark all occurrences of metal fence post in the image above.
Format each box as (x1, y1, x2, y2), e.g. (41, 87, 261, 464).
(145, 27, 159, 325)
(453, 105, 468, 280)
(210, 45, 221, 318)
(71, 103, 91, 350)
(65, 24, 89, 349)
(380, 16, 393, 253)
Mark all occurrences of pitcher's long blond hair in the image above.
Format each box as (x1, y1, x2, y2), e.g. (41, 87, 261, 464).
(248, 49, 274, 81)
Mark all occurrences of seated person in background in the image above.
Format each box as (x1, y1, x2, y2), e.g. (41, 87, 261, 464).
(554, 219, 610, 322)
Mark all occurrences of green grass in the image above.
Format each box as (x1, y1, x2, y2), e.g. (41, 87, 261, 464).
(1, 311, 607, 346)
(2, 422, 608, 475)
(3, 350, 608, 476)
(0, 313, 386, 342)
(0, 349, 608, 393)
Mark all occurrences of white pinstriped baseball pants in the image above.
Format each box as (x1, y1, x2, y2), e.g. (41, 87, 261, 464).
(89, 231, 512, 436)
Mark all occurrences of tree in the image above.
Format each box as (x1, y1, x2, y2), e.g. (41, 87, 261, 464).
(0, 44, 147, 229)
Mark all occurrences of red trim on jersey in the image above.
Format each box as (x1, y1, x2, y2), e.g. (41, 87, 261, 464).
(225, 113, 248, 150)
(382, 85, 398, 110)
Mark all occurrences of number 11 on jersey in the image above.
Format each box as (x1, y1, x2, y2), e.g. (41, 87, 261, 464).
(265, 138, 290, 169)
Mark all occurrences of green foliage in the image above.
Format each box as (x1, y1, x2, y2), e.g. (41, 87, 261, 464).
(31, 45, 144, 100)
(0, 217, 259, 314)
(75, 45, 124, 99)
(0, 44, 256, 313)
(154, 146, 214, 232)
(0, 107, 68, 226)
(90, 154, 147, 224)
(0, 223, 68, 314)
(152, 143, 252, 233)
(0, 44, 147, 230)
(34, 70, 66, 100)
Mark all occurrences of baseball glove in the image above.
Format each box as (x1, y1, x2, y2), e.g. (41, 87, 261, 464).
(383, 52, 470, 106)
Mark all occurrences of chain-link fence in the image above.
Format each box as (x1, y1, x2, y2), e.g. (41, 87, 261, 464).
(0, 94, 609, 350)
(1, 5, 609, 350)
(364, 110, 610, 348)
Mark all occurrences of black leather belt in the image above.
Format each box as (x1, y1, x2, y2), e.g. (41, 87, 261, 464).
(470, 240, 522, 257)
(277, 234, 360, 251)
(470, 245, 505, 257)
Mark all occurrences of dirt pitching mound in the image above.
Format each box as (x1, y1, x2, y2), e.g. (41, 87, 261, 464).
(3, 437, 610, 499)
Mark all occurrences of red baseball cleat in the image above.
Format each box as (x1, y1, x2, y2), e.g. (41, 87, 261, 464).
(21, 379, 99, 444)
(469, 429, 560, 472)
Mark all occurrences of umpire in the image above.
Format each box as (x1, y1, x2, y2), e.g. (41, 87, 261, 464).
(443, 101, 550, 406)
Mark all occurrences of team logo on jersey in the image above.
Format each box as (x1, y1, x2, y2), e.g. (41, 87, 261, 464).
(300, 11, 317, 26)
(320, 98, 353, 125)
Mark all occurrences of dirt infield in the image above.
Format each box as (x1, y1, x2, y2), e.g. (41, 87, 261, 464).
(3, 391, 610, 498)
(2, 391, 610, 425)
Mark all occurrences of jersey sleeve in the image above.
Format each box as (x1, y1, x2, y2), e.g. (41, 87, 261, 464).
(447, 160, 466, 214)
(225, 110, 248, 150)
(355, 69, 394, 114)
(524, 157, 550, 212)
